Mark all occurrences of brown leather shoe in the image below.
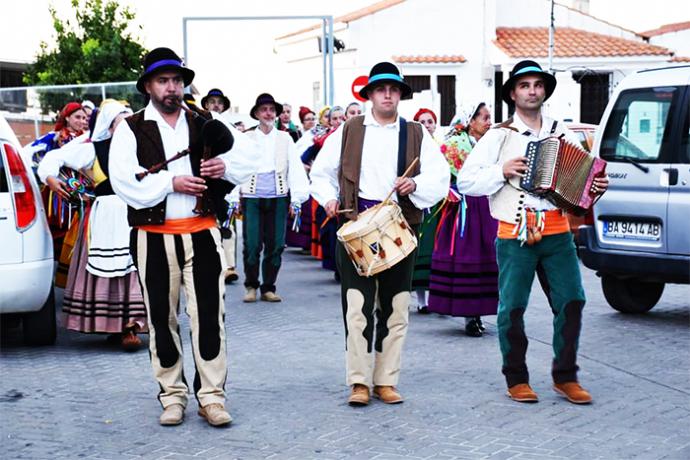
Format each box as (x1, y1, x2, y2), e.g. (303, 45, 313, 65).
(121, 331, 142, 351)
(553, 382, 592, 404)
(159, 404, 185, 426)
(506, 383, 539, 403)
(260, 291, 282, 302)
(198, 403, 233, 426)
(373, 385, 404, 404)
(347, 384, 370, 406)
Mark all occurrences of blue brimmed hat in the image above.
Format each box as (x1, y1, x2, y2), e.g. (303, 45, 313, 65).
(501, 60, 557, 104)
(201, 88, 230, 110)
(136, 47, 195, 94)
(358, 62, 412, 100)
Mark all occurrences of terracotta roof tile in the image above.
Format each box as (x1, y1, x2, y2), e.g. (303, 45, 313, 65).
(640, 21, 690, 38)
(276, 0, 405, 40)
(670, 55, 690, 62)
(494, 27, 672, 58)
(393, 55, 467, 64)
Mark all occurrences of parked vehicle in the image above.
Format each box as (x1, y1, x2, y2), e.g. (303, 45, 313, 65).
(579, 65, 690, 313)
(0, 115, 56, 344)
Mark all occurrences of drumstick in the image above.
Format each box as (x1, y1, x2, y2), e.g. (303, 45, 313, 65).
(319, 209, 354, 229)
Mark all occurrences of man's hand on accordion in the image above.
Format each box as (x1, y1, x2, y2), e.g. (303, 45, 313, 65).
(502, 157, 528, 179)
(590, 175, 609, 195)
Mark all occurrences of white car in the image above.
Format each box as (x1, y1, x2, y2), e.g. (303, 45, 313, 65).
(0, 115, 55, 345)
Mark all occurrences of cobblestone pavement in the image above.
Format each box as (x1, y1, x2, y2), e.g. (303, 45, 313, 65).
(1, 242, 689, 460)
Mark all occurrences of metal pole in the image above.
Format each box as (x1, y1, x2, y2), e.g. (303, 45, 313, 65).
(183, 18, 188, 66)
(101, 84, 106, 101)
(322, 19, 327, 106)
(548, 0, 555, 73)
(327, 16, 334, 106)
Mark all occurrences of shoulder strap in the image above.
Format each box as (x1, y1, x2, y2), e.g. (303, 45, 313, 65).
(397, 117, 407, 176)
(550, 120, 558, 135)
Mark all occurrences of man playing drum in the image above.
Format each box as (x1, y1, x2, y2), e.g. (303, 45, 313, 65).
(310, 62, 448, 406)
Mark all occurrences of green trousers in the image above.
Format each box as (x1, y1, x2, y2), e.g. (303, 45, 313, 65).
(495, 232, 585, 387)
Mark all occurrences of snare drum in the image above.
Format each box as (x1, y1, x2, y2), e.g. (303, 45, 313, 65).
(337, 203, 418, 277)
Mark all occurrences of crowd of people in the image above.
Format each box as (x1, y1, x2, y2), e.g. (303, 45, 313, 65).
(25, 46, 609, 427)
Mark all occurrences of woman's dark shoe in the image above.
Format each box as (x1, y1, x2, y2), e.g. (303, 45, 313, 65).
(465, 318, 483, 337)
(417, 305, 429, 314)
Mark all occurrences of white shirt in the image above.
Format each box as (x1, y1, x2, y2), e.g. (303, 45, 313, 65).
(457, 112, 581, 210)
(228, 125, 309, 205)
(37, 138, 95, 183)
(310, 110, 449, 210)
(109, 102, 259, 220)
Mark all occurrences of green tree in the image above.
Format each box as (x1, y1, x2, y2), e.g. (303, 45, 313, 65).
(24, 0, 148, 113)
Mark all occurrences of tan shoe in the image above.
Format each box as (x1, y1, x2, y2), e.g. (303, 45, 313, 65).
(260, 291, 282, 302)
(159, 404, 185, 426)
(225, 268, 239, 283)
(507, 383, 539, 403)
(554, 382, 592, 404)
(198, 403, 233, 426)
(347, 384, 370, 406)
(373, 385, 404, 404)
(243, 288, 257, 303)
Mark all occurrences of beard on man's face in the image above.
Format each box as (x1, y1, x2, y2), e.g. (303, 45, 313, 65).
(152, 93, 180, 114)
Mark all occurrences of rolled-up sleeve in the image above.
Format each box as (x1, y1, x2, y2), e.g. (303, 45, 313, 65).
(109, 120, 174, 210)
(309, 127, 342, 207)
(456, 129, 506, 197)
(408, 128, 450, 209)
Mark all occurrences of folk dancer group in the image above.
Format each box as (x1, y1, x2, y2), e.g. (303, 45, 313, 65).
(28, 46, 609, 426)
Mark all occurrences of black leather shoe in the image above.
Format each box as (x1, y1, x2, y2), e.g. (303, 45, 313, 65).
(417, 305, 430, 314)
(465, 318, 483, 337)
(476, 317, 485, 332)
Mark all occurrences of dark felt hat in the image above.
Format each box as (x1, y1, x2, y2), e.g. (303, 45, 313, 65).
(250, 93, 283, 120)
(501, 60, 557, 105)
(201, 89, 230, 111)
(136, 47, 195, 94)
(358, 62, 412, 100)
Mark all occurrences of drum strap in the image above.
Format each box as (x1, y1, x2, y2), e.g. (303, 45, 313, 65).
(397, 117, 408, 177)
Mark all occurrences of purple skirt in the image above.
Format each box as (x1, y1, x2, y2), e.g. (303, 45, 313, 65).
(286, 197, 313, 250)
(427, 195, 499, 317)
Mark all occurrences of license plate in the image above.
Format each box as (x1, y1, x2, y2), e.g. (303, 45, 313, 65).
(602, 220, 661, 241)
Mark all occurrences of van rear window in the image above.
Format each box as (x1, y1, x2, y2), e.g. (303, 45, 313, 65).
(600, 87, 679, 163)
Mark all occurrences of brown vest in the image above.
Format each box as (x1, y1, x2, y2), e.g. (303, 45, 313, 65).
(337, 115, 424, 225)
(124, 109, 210, 226)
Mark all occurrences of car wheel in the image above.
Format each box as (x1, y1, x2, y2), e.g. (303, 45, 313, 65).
(601, 275, 664, 314)
(22, 286, 57, 346)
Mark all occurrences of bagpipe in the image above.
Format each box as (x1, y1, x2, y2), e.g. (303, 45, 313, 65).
(135, 99, 236, 222)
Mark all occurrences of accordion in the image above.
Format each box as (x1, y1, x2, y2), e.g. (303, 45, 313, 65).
(517, 137, 607, 216)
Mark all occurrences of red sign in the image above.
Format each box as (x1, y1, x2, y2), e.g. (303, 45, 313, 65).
(351, 75, 368, 102)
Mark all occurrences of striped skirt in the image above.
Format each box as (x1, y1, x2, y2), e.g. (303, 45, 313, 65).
(62, 207, 147, 334)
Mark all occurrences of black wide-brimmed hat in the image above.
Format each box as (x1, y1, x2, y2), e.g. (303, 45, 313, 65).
(358, 62, 412, 100)
(136, 47, 195, 94)
(201, 88, 230, 110)
(250, 93, 283, 120)
(501, 60, 557, 105)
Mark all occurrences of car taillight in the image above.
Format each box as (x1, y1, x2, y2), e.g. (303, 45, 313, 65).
(3, 142, 37, 231)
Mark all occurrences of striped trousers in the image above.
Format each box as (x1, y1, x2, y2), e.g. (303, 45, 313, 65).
(130, 227, 227, 408)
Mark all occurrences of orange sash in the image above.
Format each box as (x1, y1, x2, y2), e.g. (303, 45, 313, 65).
(497, 209, 570, 240)
(137, 216, 217, 235)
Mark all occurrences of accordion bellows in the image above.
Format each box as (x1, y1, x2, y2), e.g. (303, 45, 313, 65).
(517, 137, 607, 216)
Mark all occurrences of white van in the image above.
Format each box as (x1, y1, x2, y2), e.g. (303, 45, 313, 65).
(0, 115, 56, 345)
(579, 65, 690, 313)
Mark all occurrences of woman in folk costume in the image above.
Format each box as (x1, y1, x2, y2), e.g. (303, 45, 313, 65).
(286, 106, 320, 252)
(411, 108, 441, 313)
(301, 106, 346, 277)
(25, 102, 90, 285)
(427, 103, 498, 337)
(38, 101, 147, 350)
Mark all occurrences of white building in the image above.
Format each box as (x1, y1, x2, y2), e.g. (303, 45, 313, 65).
(273, 0, 687, 125)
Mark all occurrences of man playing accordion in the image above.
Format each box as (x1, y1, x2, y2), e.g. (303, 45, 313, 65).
(458, 60, 608, 405)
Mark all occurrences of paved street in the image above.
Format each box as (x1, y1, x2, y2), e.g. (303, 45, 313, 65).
(1, 240, 689, 460)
